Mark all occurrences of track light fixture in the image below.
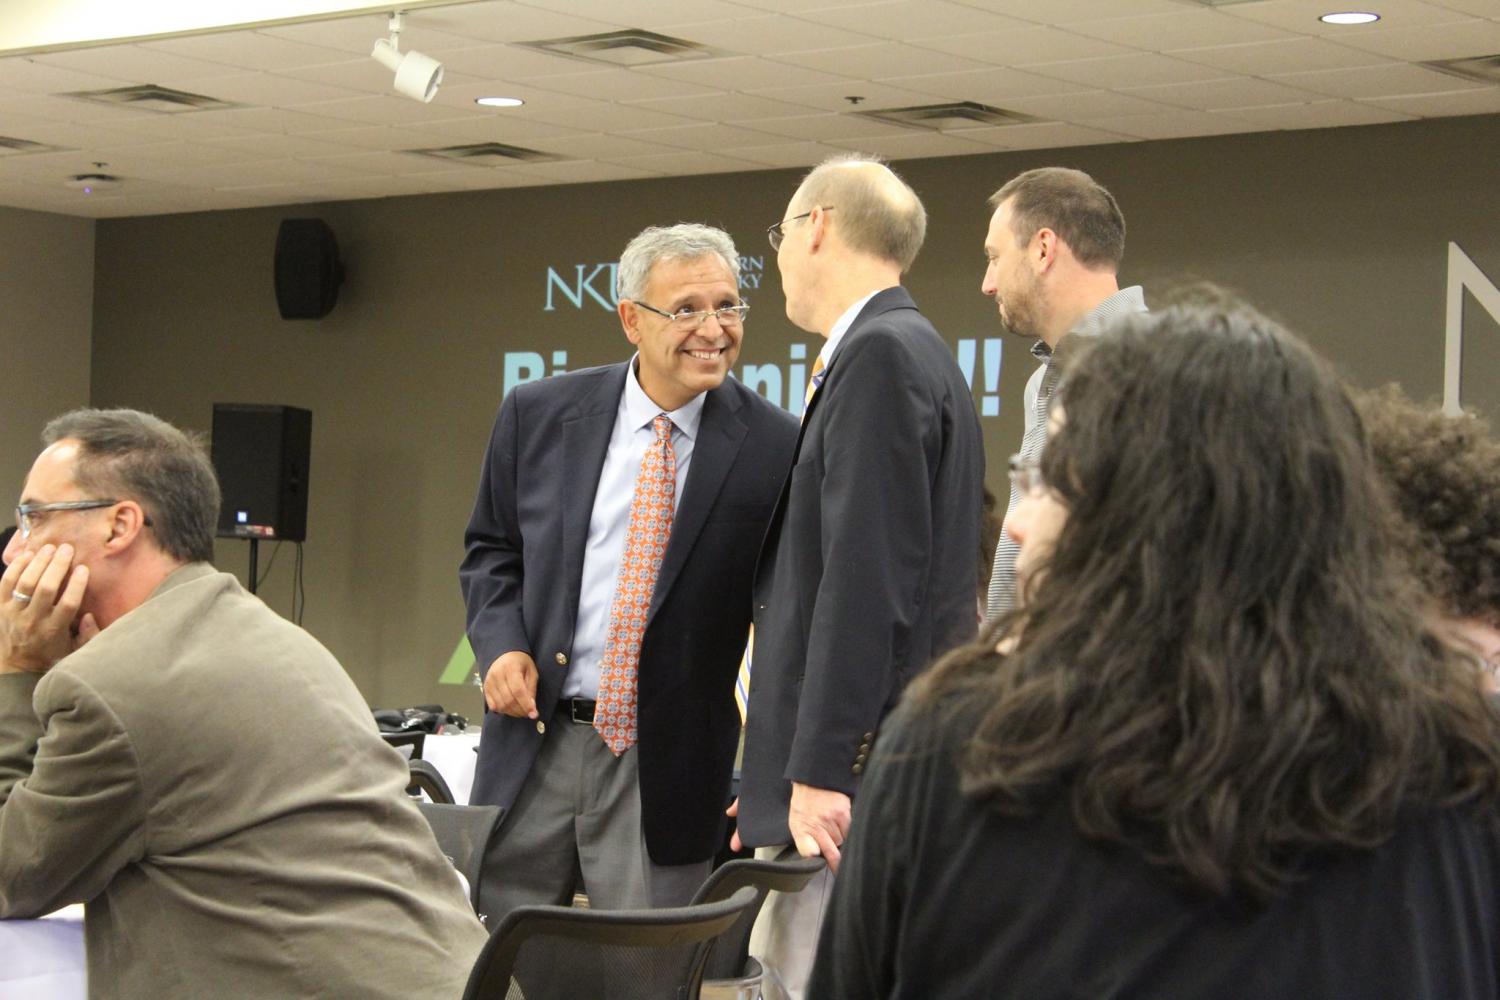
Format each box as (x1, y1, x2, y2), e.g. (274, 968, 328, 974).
(371, 12, 443, 103)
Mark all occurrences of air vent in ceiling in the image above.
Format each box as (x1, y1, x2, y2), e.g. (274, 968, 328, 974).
(405, 142, 562, 166)
(0, 135, 68, 155)
(1423, 53, 1500, 86)
(520, 29, 727, 67)
(853, 101, 1042, 131)
(62, 84, 240, 114)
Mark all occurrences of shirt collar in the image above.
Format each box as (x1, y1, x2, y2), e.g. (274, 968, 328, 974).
(818, 289, 883, 368)
(625, 355, 705, 440)
(1031, 285, 1148, 362)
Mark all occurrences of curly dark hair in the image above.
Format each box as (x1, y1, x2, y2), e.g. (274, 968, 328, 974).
(909, 301, 1500, 903)
(1357, 385, 1500, 627)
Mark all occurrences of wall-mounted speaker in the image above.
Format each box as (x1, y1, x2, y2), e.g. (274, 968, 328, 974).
(274, 218, 343, 320)
(211, 404, 313, 542)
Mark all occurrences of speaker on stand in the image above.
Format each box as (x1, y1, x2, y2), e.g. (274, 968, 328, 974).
(210, 404, 312, 596)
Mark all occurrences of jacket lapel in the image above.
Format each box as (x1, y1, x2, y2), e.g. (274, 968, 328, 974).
(647, 383, 747, 624)
(561, 366, 628, 614)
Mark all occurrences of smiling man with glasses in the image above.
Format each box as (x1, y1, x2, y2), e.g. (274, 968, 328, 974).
(461, 223, 798, 923)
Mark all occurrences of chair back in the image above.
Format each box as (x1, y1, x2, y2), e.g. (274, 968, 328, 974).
(381, 730, 426, 758)
(461, 885, 758, 1000)
(414, 801, 505, 919)
(407, 758, 455, 803)
(690, 849, 827, 981)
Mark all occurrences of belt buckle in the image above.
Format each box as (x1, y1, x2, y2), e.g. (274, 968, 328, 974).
(568, 699, 594, 724)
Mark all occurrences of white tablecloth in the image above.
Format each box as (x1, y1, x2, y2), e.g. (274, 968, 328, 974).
(0, 904, 85, 1000)
(423, 730, 481, 805)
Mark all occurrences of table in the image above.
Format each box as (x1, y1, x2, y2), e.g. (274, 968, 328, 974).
(0, 904, 85, 1000)
(422, 730, 481, 805)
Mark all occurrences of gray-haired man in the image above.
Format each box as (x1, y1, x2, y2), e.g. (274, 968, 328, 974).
(461, 223, 798, 918)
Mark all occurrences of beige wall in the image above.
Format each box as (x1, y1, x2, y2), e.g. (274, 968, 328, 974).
(86, 112, 1500, 710)
(1, 206, 94, 507)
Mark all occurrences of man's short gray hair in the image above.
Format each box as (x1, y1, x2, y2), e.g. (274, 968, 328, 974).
(616, 224, 741, 302)
(42, 408, 220, 564)
(791, 154, 927, 273)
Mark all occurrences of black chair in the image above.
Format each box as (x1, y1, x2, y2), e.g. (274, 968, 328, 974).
(461, 885, 759, 1000)
(381, 730, 426, 759)
(691, 848, 827, 991)
(407, 758, 455, 804)
(414, 801, 505, 920)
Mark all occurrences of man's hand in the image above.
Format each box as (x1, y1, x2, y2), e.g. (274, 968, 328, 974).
(788, 782, 852, 873)
(483, 650, 539, 718)
(1, 544, 96, 675)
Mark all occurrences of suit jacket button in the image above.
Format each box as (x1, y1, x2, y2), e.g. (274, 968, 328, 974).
(536, 720, 546, 734)
(555, 652, 568, 665)
(854, 753, 867, 765)
(851, 762, 864, 775)
(863, 731, 875, 741)
(858, 742, 871, 753)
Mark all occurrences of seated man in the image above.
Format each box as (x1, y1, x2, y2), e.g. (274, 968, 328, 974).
(0, 408, 486, 999)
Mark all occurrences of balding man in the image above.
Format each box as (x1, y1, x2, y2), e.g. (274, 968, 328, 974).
(733, 156, 985, 998)
(981, 167, 1147, 620)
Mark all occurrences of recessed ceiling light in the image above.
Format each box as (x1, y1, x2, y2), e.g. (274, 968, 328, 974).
(475, 96, 524, 108)
(1320, 11, 1380, 24)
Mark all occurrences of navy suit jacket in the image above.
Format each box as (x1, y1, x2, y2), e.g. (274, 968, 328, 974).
(738, 287, 986, 847)
(461, 362, 798, 865)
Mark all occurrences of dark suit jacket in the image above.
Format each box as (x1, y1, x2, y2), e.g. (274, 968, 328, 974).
(461, 362, 798, 865)
(738, 287, 986, 847)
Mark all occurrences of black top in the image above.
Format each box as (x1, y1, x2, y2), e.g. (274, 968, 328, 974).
(809, 699, 1500, 999)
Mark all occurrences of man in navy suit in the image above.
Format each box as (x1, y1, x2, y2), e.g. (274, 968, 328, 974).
(734, 156, 986, 999)
(461, 223, 798, 920)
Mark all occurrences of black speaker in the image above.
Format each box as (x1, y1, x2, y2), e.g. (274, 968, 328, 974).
(274, 219, 343, 320)
(211, 404, 313, 542)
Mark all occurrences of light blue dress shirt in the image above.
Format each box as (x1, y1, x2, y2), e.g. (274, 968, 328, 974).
(561, 357, 705, 700)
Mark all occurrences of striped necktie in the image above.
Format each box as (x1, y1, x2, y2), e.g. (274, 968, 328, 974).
(595, 414, 675, 755)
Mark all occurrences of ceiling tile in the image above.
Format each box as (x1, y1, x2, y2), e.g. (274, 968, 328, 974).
(151, 157, 368, 190)
(1023, 52, 1229, 89)
(509, 159, 664, 183)
(521, 66, 725, 100)
(1333, 18, 1500, 59)
(397, 115, 588, 145)
(514, 0, 761, 27)
(823, 129, 998, 159)
(1227, 99, 1416, 129)
(649, 13, 883, 55)
(523, 102, 699, 132)
(768, 43, 991, 79)
(603, 149, 765, 175)
(532, 131, 683, 159)
(953, 0, 1188, 22)
(1361, 87, 1500, 115)
(918, 26, 1136, 65)
(638, 56, 848, 90)
(0, 57, 135, 93)
(715, 139, 845, 166)
(732, 111, 913, 141)
(1062, 9, 1297, 50)
(740, 79, 966, 114)
(1170, 37, 1392, 75)
(885, 65, 1086, 101)
(292, 94, 486, 127)
(1218, 0, 1476, 33)
(1269, 62, 1491, 98)
(1121, 75, 1328, 110)
(621, 120, 793, 148)
(1002, 89, 1179, 119)
(1076, 108, 1265, 140)
(419, 43, 603, 81)
(32, 44, 246, 84)
(623, 90, 829, 120)
(409, 2, 625, 44)
(139, 30, 353, 71)
(791, 1, 1031, 39)
(201, 132, 363, 161)
(955, 120, 1136, 149)
(183, 71, 369, 107)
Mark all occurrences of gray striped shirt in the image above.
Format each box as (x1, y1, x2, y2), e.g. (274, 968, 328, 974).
(985, 286, 1148, 621)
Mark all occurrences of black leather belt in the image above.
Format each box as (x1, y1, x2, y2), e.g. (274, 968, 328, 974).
(558, 698, 596, 724)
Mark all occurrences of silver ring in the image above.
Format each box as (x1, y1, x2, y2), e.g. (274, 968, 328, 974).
(12, 591, 31, 604)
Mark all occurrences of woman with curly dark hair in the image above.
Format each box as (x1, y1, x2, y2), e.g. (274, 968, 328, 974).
(807, 302, 1500, 999)
(1359, 386, 1500, 683)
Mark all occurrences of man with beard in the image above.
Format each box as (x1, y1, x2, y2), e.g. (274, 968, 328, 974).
(980, 167, 1146, 621)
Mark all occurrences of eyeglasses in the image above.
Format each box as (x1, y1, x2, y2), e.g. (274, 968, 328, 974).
(16, 499, 120, 539)
(633, 301, 749, 331)
(1007, 454, 1045, 497)
(767, 206, 834, 251)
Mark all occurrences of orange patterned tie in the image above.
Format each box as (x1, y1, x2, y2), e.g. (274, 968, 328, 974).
(595, 414, 676, 755)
